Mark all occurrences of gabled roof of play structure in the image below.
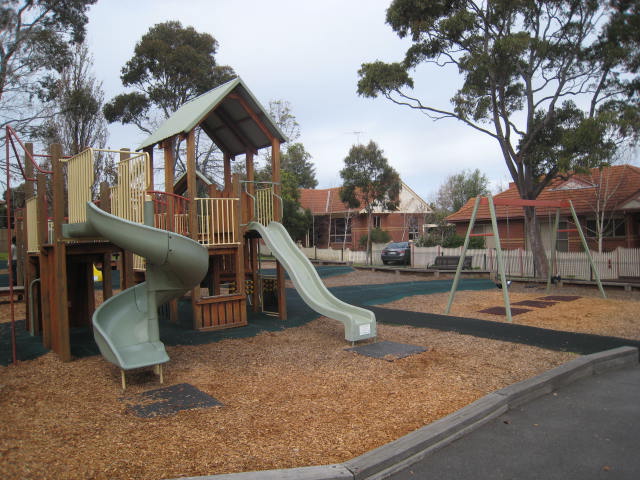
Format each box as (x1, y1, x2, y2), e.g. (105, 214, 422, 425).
(138, 77, 287, 155)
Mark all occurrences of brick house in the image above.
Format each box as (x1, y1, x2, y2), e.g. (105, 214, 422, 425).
(299, 181, 431, 249)
(446, 165, 640, 252)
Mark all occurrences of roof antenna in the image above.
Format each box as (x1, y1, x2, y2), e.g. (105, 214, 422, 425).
(346, 131, 365, 145)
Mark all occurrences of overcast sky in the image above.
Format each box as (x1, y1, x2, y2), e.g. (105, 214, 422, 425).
(85, 0, 509, 201)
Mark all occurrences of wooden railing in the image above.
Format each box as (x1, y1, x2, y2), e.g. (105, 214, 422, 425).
(255, 185, 275, 225)
(63, 148, 151, 226)
(148, 190, 190, 236)
(63, 149, 94, 223)
(196, 197, 239, 246)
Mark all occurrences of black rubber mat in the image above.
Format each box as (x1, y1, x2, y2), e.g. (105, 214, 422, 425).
(368, 306, 640, 355)
(478, 306, 532, 316)
(538, 295, 581, 302)
(347, 341, 427, 361)
(121, 383, 222, 418)
(512, 300, 557, 308)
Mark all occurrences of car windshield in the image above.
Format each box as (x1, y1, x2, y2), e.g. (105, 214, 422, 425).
(386, 242, 408, 249)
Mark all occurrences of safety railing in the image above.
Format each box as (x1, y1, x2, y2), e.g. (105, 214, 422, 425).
(241, 181, 282, 226)
(110, 151, 150, 226)
(196, 197, 239, 246)
(148, 190, 190, 236)
(64, 149, 95, 223)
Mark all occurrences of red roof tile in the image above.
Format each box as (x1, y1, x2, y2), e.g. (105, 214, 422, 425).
(299, 187, 353, 215)
(447, 165, 640, 222)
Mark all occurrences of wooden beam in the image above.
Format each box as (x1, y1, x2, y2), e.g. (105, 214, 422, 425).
(485, 198, 571, 208)
(228, 93, 275, 142)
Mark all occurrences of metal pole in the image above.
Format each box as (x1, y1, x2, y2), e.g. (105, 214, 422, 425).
(445, 196, 480, 314)
(6, 127, 17, 364)
(569, 200, 606, 298)
(488, 194, 512, 322)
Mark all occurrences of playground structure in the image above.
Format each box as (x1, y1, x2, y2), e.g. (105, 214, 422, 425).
(445, 195, 606, 322)
(5, 77, 376, 368)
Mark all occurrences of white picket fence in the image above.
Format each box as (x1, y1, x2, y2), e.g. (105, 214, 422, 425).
(287, 243, 640, 281)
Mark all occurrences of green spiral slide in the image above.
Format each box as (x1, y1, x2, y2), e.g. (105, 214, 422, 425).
(64, 202, 208, 370)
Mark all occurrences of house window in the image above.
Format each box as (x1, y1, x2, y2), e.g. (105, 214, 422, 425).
(373, 215, 382, 229)
(557, 221, 568, 252)
(585, 218, 626, 238)
(408, 216, 419, 240)
(329, 217, 352, 244)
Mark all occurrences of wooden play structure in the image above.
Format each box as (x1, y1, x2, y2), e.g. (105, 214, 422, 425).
(4, 77, 291, 363)
(445, 194, 605, 322)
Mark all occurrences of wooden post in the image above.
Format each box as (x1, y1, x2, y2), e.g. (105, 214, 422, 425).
(37, 173, 48, 247)
(102, 252, 113, 301)
(233, 175, 246, 323)
(223, 152, 232, 192)
(185, 130, 201, 322)
(163, 139, 176, 233)
(51, 143, 71, 361)
(145, 146, 154, 190)
(245, 150, 255, 222)
(247, 150, 259, 310)
(186, 131, 198, 241)
(36, 173, 50, 345)
(119, 149, 135, 290)
(99, 181, 111, 214)
(164, 138, 179, 322)
(271, 138, 287, 320)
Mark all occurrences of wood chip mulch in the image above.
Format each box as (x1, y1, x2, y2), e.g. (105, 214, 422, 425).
(1, 268, 638, 480)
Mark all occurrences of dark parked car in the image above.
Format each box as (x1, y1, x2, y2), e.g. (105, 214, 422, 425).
(381, 241, 411, 265)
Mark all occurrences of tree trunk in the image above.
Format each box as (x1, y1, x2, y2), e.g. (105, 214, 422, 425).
(524, 206, 548, 279)
(366, 212, 373, 265)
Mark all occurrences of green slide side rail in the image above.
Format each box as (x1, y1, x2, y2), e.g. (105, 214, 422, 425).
(249, 221, 376, 342)
(64, 202, 208, 370)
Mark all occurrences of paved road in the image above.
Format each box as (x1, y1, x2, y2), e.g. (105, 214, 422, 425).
(389, 365, 640, 480)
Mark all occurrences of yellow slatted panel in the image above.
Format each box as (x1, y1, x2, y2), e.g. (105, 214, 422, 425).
(195, 198, 239, 246)
(26, 197, 38, 253)
(64, 149, 94, 223)
(255, 186, 274, 226)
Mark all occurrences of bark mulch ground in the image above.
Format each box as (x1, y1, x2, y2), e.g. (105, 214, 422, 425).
(1, 268, 639, 480)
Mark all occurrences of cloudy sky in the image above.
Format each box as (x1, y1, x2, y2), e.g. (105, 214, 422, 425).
(85, 0, 508, 201)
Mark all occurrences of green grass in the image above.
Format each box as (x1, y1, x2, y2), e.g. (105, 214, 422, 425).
(0, 252, 7, 261)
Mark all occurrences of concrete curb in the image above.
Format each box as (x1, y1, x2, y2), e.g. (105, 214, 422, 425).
(166, 346, 639, 480)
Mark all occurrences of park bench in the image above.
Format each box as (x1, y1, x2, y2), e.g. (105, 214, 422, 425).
(430, 255, 472, 270)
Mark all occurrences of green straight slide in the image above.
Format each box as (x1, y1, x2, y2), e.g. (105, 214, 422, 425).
(64, 203, 208, 370)
(249, 221, 376, 342)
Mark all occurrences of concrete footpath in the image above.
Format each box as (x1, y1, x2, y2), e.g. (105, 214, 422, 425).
(172, 346, 639, 480)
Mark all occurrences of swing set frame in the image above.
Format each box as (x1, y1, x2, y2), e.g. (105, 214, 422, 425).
(445, 195, 606, 323)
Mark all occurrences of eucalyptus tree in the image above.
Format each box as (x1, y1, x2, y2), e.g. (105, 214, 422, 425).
(0, 0, 97, 135)
(358, 0, 640, 276)
(340, 141, 401, 263)
(104, 21, 236, 181)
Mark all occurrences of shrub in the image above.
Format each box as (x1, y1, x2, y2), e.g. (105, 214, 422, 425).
(359, 228, 391, 246)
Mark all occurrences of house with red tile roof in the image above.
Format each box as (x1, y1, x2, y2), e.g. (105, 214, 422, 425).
(446, 165, 640, 252)
(299, 181, 431, 249)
